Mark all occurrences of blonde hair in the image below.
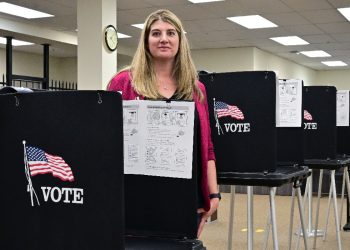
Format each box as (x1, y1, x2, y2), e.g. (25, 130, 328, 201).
(129, 9, 203, 101)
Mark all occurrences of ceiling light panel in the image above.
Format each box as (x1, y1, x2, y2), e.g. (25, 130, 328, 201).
(300, 50, 331, 57)
(0, 2, 53, 19)
(117, 33, 131, 38)
(270, 36, 309, 46)
(338, 7, 350, 22)
(321, 61, 347, 66)
(227, 15, 277, 29)
(188, 0, 225, 3)
(131, 23, 144, 29)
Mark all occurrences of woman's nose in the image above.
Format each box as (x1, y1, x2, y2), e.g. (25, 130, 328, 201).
(160, 32, 168, 42)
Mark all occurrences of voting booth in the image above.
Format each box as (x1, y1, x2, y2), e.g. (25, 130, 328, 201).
(0, 91, 124, 250)
(200, 72, 310, 250)
(337, 90, 350, 156)
(302, 86, 350, 249)
(122, 100, 205, 249)
(336, 90, 350, 231)
(200, 71, 276, 173)
(303, 86, 337, 160)
(276, 80, 304, 167)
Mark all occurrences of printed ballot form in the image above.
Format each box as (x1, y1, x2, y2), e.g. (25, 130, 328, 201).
(276, 79, 302, 127)
(337, 90, 349, 126)
(123, 100, 195, 179)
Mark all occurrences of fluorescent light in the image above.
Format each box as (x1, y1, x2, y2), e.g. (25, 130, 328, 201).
(0, 2, 53, 19)
(132, 23, 145, 29)
(188, 0, 225, 3)
(338, 7, 350, 21)
(300, 50, 331, 57)
(118, 32, 131, 38)
(227, 15, 277, 29)
(270, 36, 309, 46)
(321, 61, 347, 67)
(0, 37, 33, 46)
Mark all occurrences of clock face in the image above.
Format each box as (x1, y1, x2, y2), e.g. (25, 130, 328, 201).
(105, 25, 118, 51)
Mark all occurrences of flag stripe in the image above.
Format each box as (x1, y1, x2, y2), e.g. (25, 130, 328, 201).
(29, 165, 73, 177)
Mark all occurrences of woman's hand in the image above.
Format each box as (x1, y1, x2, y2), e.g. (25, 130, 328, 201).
(197, 197, 220, 238)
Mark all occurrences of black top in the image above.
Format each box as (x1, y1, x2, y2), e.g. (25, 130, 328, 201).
(146, 94, 203, 208)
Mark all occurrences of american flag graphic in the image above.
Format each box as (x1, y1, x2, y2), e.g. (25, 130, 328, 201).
(214, 101, 244, 120)
(26, 146, 74, 182)
(304, 110, 313, 121)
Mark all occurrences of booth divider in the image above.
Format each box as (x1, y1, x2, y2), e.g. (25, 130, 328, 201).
(0, 91, 124, 250)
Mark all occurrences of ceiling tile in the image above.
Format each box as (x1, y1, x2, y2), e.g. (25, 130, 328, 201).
(265, 12, 311, 26)
(299, 9, 345, 23)
(317, 22, 350, 34)
(281, 0, 333, 11)
(237, 0, 293, 14)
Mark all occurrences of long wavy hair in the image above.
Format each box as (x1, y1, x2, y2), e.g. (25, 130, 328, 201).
(128, 9, 203, 101)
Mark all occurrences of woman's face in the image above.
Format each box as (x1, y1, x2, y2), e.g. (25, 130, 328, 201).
(148, 20, 179, 61)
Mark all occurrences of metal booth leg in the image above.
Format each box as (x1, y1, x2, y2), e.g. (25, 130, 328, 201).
(247, 186, 254, 250)
(269, 187, 279, 250)
(344, 167, 350, 231)
(308, 169, 313, 234)
(339, 167, 347, 229)
(227, 185, 236, 250)
(313, 169, 324, 249)
(296, 185, 309, 250)
(288, 187, 296, 250)
(296, 175, 310, 250)
(262, 187, 277, 250)
(330, 170, 342, 250)
(263, 196, 272, 250)
(323, 183, 332, 241)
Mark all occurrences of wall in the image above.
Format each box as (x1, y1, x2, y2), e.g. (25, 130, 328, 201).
(191, 47, 254, 73)
(2, 47, 350, 91)
(0, 48, 77, 83)
(191, 46, 318, 86)
(253, 48, 317, 86)
(315, 70, 350, 90)
(1, 48, 133, 85)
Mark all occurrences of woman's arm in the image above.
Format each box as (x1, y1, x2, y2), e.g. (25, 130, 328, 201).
(197, 160, 219, 238)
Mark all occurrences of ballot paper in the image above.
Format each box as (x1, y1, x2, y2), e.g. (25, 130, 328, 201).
(123, 100, 195, 179)
(276, 79, 302, 127)
(337, 90, 349, 126)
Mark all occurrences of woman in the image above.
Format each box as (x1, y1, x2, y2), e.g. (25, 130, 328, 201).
(107, 9, 219, 238)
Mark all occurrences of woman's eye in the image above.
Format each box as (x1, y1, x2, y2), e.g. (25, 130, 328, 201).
(151, 31, 160, 36)
(168, 31, 176, 36)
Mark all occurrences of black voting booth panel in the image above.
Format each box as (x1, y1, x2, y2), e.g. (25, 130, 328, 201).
(277, 127, 304, 166)
(124, 101, 203, 250)
(277, 80, 304, 167)
(336, 90, 350, 231)
(200, 72, 310, 187)
(125, 236, 205, 250)
(303, 86, 337, 160)
(0, 91, 124, 250)
(200, 71, 276, 173)
(337, 90, 350, 156)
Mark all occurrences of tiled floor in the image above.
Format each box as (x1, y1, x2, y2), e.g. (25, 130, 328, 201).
(201, 191, 350, 250)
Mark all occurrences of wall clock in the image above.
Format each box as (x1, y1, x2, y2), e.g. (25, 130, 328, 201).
(104, 25, 118, 51)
